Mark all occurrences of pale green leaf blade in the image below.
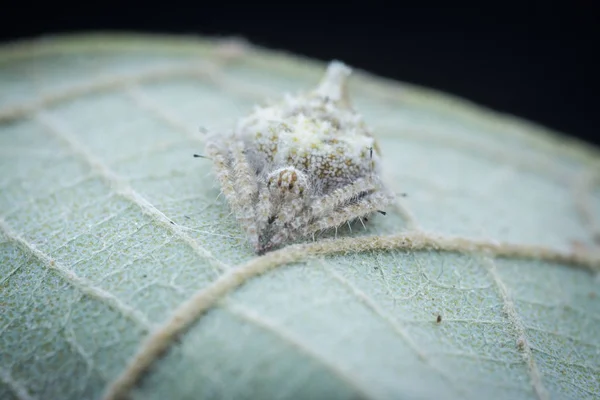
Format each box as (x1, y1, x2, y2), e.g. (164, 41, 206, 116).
(0, 34, 599, 400)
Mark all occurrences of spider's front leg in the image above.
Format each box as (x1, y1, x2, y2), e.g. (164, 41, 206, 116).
(229, 139, 260, 249)
(255, 182, 273, 243)
(255, 166, 311, 254)
(205, 135, 260, 250)
(303, 190, 394, 238)
(309, 177, 382, 220)
(205, 137, 238, 210)
(260, 178, 393, 253)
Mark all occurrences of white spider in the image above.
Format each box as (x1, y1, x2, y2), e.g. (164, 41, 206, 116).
(201, 61, 395, 254)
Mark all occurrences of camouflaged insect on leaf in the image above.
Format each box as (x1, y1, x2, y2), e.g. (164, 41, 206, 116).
(204, 61, 395, 254)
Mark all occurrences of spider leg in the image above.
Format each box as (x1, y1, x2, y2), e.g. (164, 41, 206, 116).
(205, 138, 238, 210)
(259, 177, 388, 252)
(255, 182, 273, 236)
(271, 192, 307, 232)
(206, 136, 260, 250)
(309, 177, 380, 219)
(261, 189, 393, 253)
(256, 166, 313, 252)
(257, 203, 313, 254)
(229, 139, 260, 249)
(303, 190, 393, 238)
(358, 217, 367, 230)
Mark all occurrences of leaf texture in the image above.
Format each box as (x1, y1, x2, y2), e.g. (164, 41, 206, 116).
(0, 34, 599, 400)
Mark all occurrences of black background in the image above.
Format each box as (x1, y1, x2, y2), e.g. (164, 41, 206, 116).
(2, 2, 598, 147)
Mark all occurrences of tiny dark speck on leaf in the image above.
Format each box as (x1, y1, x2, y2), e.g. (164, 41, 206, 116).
(436, 315, 442, 324)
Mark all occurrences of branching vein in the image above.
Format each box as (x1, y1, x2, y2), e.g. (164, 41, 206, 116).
(35, 111, 230, 274)
(102, 230, 598, 400)
(124, 86, 206, 143)
(481, 257, 548, 400)
(223, 301, 375, 400)
(0, 62, 218, 123)
(0, 60, 580, 192)
(1, 38, 598, 400)
(0, 217, 152, 331)
(323, 263, 468, 398)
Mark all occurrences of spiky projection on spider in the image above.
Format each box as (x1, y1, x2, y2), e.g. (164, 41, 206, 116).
(199, 61, 395, 254)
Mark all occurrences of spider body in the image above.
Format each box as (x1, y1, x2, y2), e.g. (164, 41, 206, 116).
(204, 61, 395, 254)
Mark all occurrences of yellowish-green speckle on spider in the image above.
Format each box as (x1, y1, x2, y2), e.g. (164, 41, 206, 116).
(203, 61, 395, 254)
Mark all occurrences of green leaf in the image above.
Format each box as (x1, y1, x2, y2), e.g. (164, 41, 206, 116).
(1, 33, 599, 400)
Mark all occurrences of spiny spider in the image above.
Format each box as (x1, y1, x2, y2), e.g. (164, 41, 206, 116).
(199, 61, 395, 254)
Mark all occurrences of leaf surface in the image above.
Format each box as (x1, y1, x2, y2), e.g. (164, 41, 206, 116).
(0, 34, 599, 400)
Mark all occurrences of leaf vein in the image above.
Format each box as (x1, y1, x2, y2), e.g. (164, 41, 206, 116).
(530, 346, 600, 374)
(102, 232, 599, 400)
(223, 301, 377, 400)
(35, 111, 230, 275)
(0, 217, 152, 331)
(0, 62, 221, 123)
(482, 257, 548, 400)
(124, 86, 206, 144)
(323, 261, 469, 398)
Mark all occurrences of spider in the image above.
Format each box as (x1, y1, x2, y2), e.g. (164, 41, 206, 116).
(199, 61, 395, 254)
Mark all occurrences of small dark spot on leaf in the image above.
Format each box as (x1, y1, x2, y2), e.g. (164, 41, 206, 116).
(436, 315, 442, 324)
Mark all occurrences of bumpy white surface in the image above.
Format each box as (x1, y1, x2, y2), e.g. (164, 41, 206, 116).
(0, 34, 599, 400)
(205, 60, 394, 253)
